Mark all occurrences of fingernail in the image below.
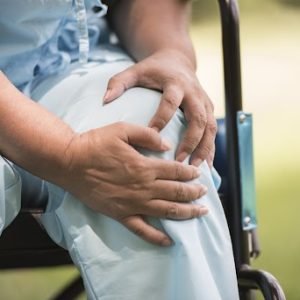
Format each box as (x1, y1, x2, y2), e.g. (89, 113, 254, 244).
(199, 206, 209, 215)
(191, 158, 203, 167)
(192, 166, 201, 177)
(161, 139, 172, 151)
(161, 238, 173, 247)
(176, 152, 188, 162)
(103, 89, 112, 103)
(200, 185, 208, 195)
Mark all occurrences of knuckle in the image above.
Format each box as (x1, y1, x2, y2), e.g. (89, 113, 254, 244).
(198, 145, 211, 158)
(115, 121, 127, 131)
(166, 203, 180, 218)
(174, 163, 182, 180)
(134, 158, 148, 172)
(128, 157, 148, 176)
(207, 120, 218, 135)
(108, 75, 118, 86)
(183, 136, 200, 153)
(132, 226, 145, 238)
(152, 116, 168, 129)
(190, 206, 199, 218)
(190, 167, 199, 180)
(193, 114, 207, 129)
(193, 186, 201, 199)
(175, 183, 186, 200)
(123, 159, 149, 183)
(163, 96, 179, 110)
(143, 126, 156, 140)
(192, 185, 201, 200)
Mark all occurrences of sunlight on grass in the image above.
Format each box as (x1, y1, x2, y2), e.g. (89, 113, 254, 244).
(0, 267, 82, 300)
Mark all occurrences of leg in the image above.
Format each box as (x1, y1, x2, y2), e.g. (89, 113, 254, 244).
(32, 60, 239, 300)
(0, 156, 21, 236)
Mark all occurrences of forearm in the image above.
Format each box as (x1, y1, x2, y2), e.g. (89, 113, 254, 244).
(107, 0, 196, 69)
(0, 71, 75, 184)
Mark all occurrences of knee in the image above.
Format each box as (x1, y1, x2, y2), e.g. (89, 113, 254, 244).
(112, 87, 162, 127)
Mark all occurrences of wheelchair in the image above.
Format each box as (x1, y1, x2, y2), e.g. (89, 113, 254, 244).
(0, 0, 286, 299)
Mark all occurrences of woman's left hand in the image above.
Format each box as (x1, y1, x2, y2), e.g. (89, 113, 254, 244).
(103, 49, 217, 168)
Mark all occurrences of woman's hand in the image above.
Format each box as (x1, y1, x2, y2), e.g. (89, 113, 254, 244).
(103, 49, 217, 168)
(0, 72, 208, 247)
(62, 122, 208, 246)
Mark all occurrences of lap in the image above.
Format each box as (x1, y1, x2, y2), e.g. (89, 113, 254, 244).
(32, 61, 162, 131)
(0, 156, 21, 234)
(31, 61, 238, 299)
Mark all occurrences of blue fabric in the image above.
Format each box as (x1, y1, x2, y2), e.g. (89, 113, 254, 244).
(0, 0, 109, 91)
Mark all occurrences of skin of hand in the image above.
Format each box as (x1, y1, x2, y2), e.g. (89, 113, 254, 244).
(0, 72, 208, 246)
(103, 49, 217, 167)
(105, 0, 217, 168)
(62, 122, 209, 246)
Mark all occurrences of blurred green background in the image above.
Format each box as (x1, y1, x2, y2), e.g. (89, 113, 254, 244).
(0, 0, 299, 299)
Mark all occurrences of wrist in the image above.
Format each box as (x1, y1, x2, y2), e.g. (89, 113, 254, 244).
(42, 130, 80, 188)
(149, 48, 196, 72)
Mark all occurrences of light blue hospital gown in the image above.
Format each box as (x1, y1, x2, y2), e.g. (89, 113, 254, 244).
(0, 1, 239, 299)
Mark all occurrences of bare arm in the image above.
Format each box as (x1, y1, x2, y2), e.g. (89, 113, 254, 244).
(104, 0, 217, 167)
(107, 0, 196, 68)
(0, 71, 74, 184)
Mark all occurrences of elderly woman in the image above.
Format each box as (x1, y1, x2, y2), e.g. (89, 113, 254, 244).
(0, 0, 239, 299)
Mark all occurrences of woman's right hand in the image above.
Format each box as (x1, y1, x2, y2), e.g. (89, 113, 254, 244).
(61, 122, 208, 246)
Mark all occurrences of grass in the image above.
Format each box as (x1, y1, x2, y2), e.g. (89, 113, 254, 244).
(0, 267, 81, 300)
(253, 166, 300, 300)
(1, 1, 300, 299)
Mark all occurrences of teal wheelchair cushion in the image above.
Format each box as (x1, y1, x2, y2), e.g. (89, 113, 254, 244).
(214, 118, 227, 195)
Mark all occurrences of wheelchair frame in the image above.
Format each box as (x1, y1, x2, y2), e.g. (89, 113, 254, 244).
(0, 0, 286, 299)
(216, 1, 285, 299)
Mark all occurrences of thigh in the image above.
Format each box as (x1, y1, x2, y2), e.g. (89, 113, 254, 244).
(31, 60, 163, 132)
(0, 156, 21, 234)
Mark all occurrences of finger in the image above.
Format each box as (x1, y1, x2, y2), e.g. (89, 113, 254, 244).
(175, 101, 207, 163)
(121, 215, 172, 247)
(148, 158, 200, 181)
(151, 180, 207, 202)
(190, 114, 217, 166)
(145, 200, 209, 220)
(103, 66, 139, 103)
(148, 84, 184, 131)
(207, 143, 215, 169)
(121, 123, 172, 151)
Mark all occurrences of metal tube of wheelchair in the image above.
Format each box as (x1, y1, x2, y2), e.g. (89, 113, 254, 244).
(216, 1, 286, 300)
(217, 2, 254, 298)
(217, 0, 249, 269)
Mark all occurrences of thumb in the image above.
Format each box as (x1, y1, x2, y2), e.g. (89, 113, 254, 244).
(103, 66, 139, 103)
(123, 123, 172, 152)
